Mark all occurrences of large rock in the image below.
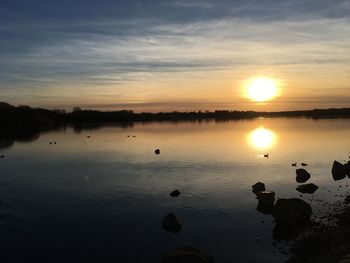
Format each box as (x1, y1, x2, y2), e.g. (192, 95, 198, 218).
(332, 160, 347, 181)
(256, 191, 275, 206)
(162, 213, 182, 233)
(296, 183, 319, 194)
(161, 246, 215, 263)
(296, 169, 311, 183)
(272, 198, 312, 225)
(252, 182, 265, 194)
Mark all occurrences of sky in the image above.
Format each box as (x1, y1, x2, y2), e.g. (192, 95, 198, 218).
(0, 0, 349, 112)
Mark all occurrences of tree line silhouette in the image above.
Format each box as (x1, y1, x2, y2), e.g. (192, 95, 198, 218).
(1, 102, 350, 128)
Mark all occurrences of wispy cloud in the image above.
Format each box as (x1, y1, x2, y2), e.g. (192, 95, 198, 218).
(0, 0, 349, 110)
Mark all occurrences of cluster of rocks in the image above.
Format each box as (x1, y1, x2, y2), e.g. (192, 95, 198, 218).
(252, 182, 312, 225)
(253, 158, 350, 228)
(295, 167, 318, 194)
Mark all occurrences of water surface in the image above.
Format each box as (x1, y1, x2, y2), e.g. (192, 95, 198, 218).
(0, 118, 349, 262)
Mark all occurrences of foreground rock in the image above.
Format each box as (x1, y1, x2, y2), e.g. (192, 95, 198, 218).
(272, 198, 312, 225)
(161, 246, 215, 263)
(170, 189, 180, 197)
(332, 160, 347, 181)
(256, 191, 275, 206)
(296, 183, 319, 194)
(252, 182, 265, 194)
(162, 213, 182, 233)
(296, 169, 311, 183)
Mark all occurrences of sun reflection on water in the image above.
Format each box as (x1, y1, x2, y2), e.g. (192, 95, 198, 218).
(247, 127, 277, 150)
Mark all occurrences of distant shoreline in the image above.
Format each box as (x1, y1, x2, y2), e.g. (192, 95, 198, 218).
(1, 102, 350, 129)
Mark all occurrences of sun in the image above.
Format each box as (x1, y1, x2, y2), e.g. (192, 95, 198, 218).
(247, 78, 277, 102)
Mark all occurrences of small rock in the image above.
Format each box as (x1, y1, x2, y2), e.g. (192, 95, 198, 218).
(155, 149, 160, 155)
(296, 183, 319, 194)
(296, 169, 311, 183)
(301, 163, 308, 166)
(252, 182, 265, 194)
(161, 246, 215, 263)
(170, 189, 180, 197)
(0, 155, 4, 158)
(256, 191, 275, 206)
(162, 213, 182, 233)
(264, 154, 269, 158)
(345, 195, 350, 203)
(292, 163, 297, 167)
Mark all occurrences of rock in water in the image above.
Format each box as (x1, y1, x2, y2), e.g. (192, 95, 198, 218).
(296, 169, 311, 183)
(252, 182, 265, 194)
(345, 161, 350, 177)
(272, 198, 312, 225)
(301, 163, 308, 166)
(161, 246, 215, 263)
(332, 160, 347, 181)
(162, 213, 182, 233)
(296, 183, 319, 194)
(256, 191, 275, 206)
(345, 195, 350, 204)
(170, 189, 180, 197)
(155, 149, 160, 155)
(0, 155, 4, 158)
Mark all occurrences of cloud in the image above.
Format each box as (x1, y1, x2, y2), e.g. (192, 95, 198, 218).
(0, 0, 349, 109)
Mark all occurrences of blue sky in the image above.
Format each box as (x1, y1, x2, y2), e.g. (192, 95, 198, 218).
(1, 0, 349, 111)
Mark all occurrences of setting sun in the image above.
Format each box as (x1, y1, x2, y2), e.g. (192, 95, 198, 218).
(247, 78, 277, 102)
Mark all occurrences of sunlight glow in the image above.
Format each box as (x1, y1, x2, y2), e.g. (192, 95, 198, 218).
(248, 127, 277, 149)
(247, 78, 277, 102)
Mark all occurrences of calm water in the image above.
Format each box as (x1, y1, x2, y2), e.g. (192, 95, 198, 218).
(0, 118, 349, 262)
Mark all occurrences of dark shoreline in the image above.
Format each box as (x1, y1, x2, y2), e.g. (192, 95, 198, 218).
(287, 198, 350, 263)
(1, 102, 350, 129)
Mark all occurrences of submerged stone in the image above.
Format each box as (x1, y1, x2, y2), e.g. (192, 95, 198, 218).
(162, 213, 182, 233)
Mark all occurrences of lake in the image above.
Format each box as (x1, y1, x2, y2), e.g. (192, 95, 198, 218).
(0, 118, 349, 262)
